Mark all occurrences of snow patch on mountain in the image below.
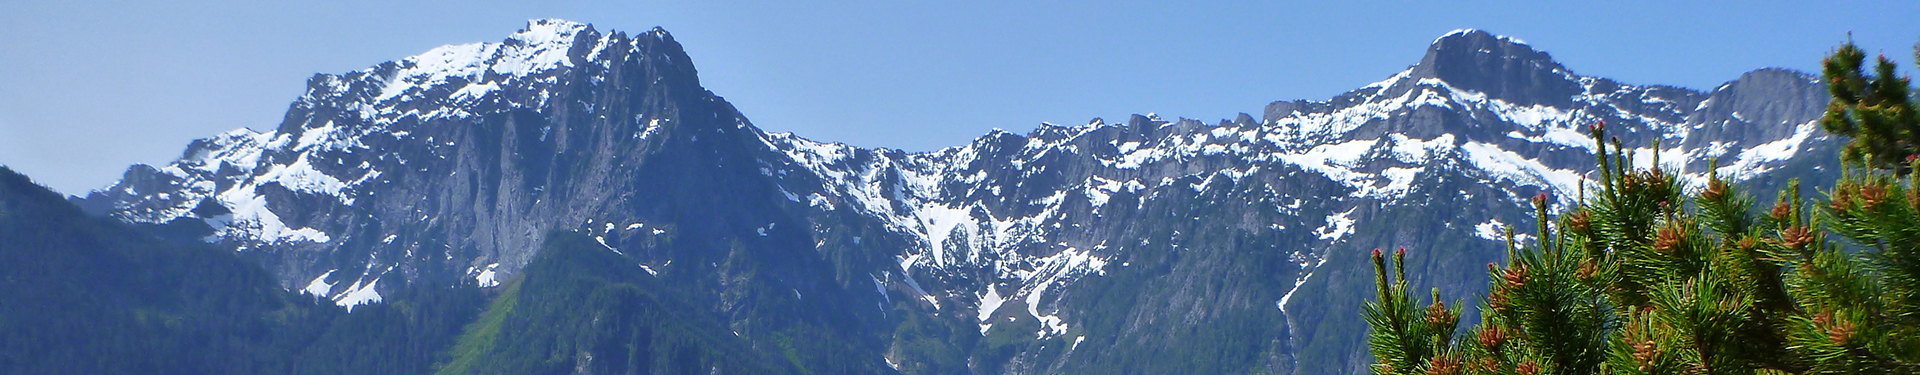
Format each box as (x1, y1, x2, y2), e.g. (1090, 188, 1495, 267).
(977, 285, 1006, 334)
(1715, 122, 1820, 181)
(209, 182, 332, 245)
(1473, 219, 1509, 241)
(375, 19, 588, 104)
(1316, 209, 1357, 241)
(1461, 142, 1583, 202)
(474, 263, 501, 288)
(302, 270, 337, 297)
(335, 277, 383, 312)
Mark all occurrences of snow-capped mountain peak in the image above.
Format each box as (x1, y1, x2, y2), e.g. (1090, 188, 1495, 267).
(368, 18, 594, 106)
(79, 19, 718, 307)
(79, 24, 1842, 375)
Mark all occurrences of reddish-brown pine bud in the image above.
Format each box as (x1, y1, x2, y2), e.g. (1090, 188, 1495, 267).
(1633, 339, 1657, 371)
(1820, 313, 1850, 346)
(1532, 193, 1549, 207)
(1567, 211, 1592, 234)
(1653, 225, 1683, 254)
(1621, 314, 1657, 370)
(1702, 179, 1729, 201)
(1817, 310, 1856, 345)
(1833, 190, 1854, 211)
(1425, 300, 1454, 327)
(1834, 324, 1856, 345)
(1771, 202, 1793, 221)
(1591, 121, 1606, 133)
(1516, 361, 1541, 375)
(1783, 226, 1815, 249)
(1372, 248, 1383, 259)
(1427, 355, 1462, 375)
(1396, 247, 1406, 257)
(1577, 260, 1598, 281)
(1488, 290, 1510, 312)
(1502, 265, 1529, 289)
(1476, 327, 1507, 350)
(1861, 184, 1889, 209)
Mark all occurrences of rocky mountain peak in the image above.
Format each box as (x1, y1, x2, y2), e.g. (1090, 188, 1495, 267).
(510, 18, 593, 45)
(74, 23, 1845, 375)
(72, 20, 769, 303)
(1407, 29, 1582, 107)
(265, 19, 723, 144)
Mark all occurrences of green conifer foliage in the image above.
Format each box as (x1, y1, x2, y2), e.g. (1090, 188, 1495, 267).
(1821, 39, 1919, 172)
(1366, 39, 1920, 374)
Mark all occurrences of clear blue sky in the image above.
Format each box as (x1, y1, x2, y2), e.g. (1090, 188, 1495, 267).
(3, 1, 1917, 195)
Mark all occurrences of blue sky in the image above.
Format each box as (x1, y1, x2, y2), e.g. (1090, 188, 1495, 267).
(2, 0, 1917, 194)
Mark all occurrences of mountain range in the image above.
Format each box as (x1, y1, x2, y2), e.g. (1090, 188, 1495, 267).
(2, 19, 1838, 374)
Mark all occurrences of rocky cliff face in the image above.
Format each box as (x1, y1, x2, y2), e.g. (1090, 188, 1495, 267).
(79, 24, 1837, 374)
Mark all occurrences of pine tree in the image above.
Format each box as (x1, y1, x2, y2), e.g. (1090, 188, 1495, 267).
(1821, 37, 1919, 173)
(1365, 38, 1920, 375)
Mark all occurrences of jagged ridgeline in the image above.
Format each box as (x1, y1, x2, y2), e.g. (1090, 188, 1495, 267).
(60, 19, 1836, 374)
